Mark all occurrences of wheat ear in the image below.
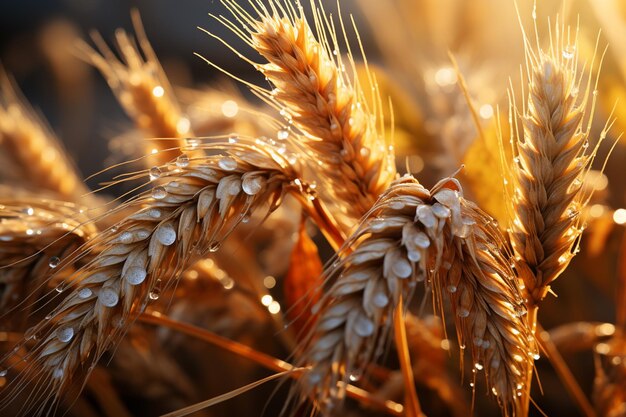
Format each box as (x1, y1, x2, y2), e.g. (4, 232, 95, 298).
(508, 22, 603, 306)
(209, 0, 395, 230)
(0, 73, 91, 203)
(294, 176, 530, 415)
(0, 142, 297, 415)
(78, 11, 193, 166)
(0, 196, 96, 326)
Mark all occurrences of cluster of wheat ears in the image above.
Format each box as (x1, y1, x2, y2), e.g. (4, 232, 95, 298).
(0, 0, 624, 416)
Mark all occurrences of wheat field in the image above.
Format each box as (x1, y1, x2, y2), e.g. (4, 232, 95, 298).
(0, 0, 625, 416)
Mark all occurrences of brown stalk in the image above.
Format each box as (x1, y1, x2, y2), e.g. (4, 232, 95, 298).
(138, 311, 403, 417)
(393, 297, 423, 417)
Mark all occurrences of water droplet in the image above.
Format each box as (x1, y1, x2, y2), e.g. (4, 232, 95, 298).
(392, 259, 412, 278)
(149, 167, 161, 180)
(52, 368, 64, 379)
(349, 372, 361, 382)
(228, 134, 238, 144)
(277, 128, 289, 140)
(372, 292, 389, 308)
(209, 241, 221, 252)
(407, 250, 422, 262)
(218, 156, 238, 171)
(155, 224, 177, 246)
(99, 288, 119, 307)
(55, 283, 65, 293)
(78, 288, 92, 299)
(562, 45, 575, 60)
(533, 353, 541, 360)
(582, 140, 589, 149)
(457, 309, 470, 318)
(149, 209, 161, 219)
(0, 370, 6, 377)
(56, 326, 74, 343)
(48, 256, 60, 268)
(491, 387, 498, 396)
(176, 154, 189, 168)
(413, 232, 430, 249)
(474, 362, 484, 371)
(152, 186, 167, 199)
(359, 147, 370, 158)
(242, 176, 265, 195)
(125, 266, 147, 285)
(354, 316, 375, 337)
(23, 207, 34, 216)
(447, 285, 457, 293)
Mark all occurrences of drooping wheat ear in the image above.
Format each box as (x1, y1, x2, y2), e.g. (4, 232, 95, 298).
(78, 11, 193, 166)
(439, 190, 532, 415)
(0, 142, 297, 415)
(507, 22, 604, 306)
(0, 73, 91, 203)
(209, 0, 396, 230)
(0, 196, 96, 327)
(593, 338, 626, 417)
(294, 176, 530, 415)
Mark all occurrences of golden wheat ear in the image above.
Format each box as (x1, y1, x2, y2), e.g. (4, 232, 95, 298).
(77, 10, 193, 166)
(0, 71, 92, 204)
(0, 195, 96, 328)
(201, 0, 396, 233)
(0, 142, 300, 415)
(291, 175, 531, 415)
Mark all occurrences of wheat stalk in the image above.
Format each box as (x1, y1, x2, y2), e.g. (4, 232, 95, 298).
(0, 142, 299, 414)
(294, 175, 530, 415)
(78, 11, 193, 166)
(208, 0, 396, 231)
(0, 73, 91, 204)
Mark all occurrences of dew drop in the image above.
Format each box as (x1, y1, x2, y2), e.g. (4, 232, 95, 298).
(228, 134, 238, 144)
(0, 370, 6, 377)
(359, 147, 370, 158)
(562, 45, 575, 60)
(152, 186, 167, 199)
(23, 207, 34, 216)
(149, 209, 161, 219)
(55, 283, 65, 293)
(48, 256, 60, 268)
(413, 232, 430, 249)
(242, 176, 265, 195)
(474, 362, 484, 371)
(78, 288, 93, 299)
(176, 154, 190, 168)
(155, 224, 177, 246)
(277, 128, 289, 140)
(125, 266, 147, 285)
(218, 156, 238, 171)
(99, 288, 119, 307)
(354, 316, 375, 337)
(447, 285, 457, 293)
(457, 308, 470, 318)
(149, 166, 161, 180)
(209, 241, 221, 252)
(56, 326, 74, 343)
(241, 215, 250, 223)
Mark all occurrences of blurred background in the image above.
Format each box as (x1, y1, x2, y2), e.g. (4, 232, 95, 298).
(1, 0, 625, 416)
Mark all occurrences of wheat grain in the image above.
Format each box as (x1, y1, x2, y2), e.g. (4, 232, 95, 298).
(78, 12, 193, 166)
(210, 0, 396, 231)
(0, 142, 298, 415)
(0, 73, 91, 204)
(294, 175, 530, 415)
